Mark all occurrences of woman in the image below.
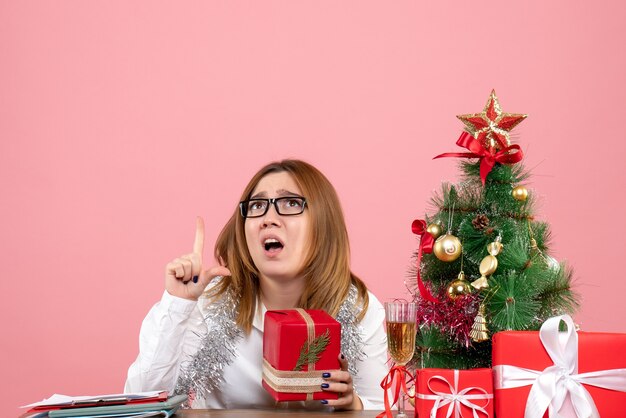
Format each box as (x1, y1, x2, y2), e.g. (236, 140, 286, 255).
(125, 159, 388, 410)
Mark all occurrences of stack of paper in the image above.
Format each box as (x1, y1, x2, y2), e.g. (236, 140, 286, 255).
(20, 391, 187, 418)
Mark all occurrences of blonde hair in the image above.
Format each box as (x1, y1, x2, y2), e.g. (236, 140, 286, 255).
(209, 159, 369, 334)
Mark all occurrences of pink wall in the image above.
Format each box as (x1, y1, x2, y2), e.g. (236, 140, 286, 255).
(3, 1, 625, 415)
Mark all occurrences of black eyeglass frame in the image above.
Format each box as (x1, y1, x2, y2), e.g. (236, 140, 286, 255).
(239, 196, 308, 218)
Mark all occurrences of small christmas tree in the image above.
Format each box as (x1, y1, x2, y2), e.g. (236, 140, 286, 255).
(408, 90, 579, 370)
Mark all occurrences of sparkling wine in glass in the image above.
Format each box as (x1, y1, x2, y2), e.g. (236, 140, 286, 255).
(385, 301, 417, 418)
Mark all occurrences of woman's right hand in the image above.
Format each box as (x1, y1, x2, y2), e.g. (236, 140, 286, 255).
(165, 217, 231, 301)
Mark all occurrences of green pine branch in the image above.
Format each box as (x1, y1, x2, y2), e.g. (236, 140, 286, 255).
(489, 272, 541, 331)
(293, 329, 331, 371)
(411, 325, 492, 370)
(537, 265, 580, 318)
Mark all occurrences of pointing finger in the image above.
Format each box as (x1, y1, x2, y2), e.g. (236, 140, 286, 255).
(193, 216, 205, 256)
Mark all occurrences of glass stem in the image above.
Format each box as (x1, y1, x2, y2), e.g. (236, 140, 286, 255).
(397, 390, 406, 417)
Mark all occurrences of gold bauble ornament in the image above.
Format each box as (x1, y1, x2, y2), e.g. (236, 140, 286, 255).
(426, 223, 443, 239)
(433, 234, 462, 262)
(512, 185, 528, 201)
(447, 272, 472, 300)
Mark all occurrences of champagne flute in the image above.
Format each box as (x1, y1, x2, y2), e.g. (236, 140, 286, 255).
(385, 301, 417, 418)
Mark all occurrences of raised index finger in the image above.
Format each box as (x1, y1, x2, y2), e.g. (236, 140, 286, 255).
(193, 216, 205, 256)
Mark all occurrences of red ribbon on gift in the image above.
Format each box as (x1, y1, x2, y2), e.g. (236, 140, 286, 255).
(434, 131, 524, 185)
(377, 364, 415, 418)
(412, 219, 440, 303)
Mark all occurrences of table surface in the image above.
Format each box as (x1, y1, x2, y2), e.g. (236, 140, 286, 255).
(174, 410, 386, 417)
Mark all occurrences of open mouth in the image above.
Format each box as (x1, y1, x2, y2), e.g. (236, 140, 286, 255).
(263, 238, 284, 253)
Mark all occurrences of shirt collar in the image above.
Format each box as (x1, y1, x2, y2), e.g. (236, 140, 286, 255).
(252, 298, 267, 331)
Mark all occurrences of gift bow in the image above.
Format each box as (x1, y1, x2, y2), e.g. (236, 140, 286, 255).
(493, 314, 626, 418)
(417, 369, 492, 418)
(434, 131, 524, 185)
(411, 219, 439, 303)
(377, 364, 415, 418)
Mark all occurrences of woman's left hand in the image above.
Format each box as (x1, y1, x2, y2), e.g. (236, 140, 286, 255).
(320, 354, 363, 410)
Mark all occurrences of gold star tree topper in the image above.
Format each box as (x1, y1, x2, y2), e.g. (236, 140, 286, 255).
(456, 90, 527, 152)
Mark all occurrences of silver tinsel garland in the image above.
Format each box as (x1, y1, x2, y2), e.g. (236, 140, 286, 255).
(336, 285, 365, 378)
(174, 279, 365, 404)
(173, 277, 243, 402)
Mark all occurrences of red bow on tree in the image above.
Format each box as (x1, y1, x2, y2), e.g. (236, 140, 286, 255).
(412, 219, 439, 303)
(434, 131, 524, 185)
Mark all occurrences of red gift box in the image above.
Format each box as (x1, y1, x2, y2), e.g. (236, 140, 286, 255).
(262, 309, 341, 401)
(415, 368, 493, 418)
(493, 315, 626, 418)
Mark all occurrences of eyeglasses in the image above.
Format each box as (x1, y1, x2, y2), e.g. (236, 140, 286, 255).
(239, 196, 307, 218)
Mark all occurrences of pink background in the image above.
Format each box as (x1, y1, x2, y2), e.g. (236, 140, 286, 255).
(2, 1, 625, 415)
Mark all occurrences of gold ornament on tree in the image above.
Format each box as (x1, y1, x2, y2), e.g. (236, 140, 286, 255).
(471, 236, 503, 290)
(433, 204, 462, 262)
(526, 220, 559, 271)
(426, 222, 443, 239)
(447, 271, 472, 300)
(512, 185, 528, 201)
(470, 304, 489, 342)
(434, 234, 462, 262)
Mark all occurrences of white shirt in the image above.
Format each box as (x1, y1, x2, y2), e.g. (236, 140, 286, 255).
(125, 290, 388, 410)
